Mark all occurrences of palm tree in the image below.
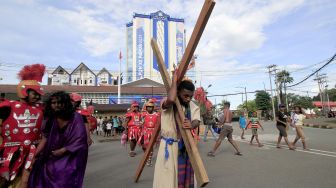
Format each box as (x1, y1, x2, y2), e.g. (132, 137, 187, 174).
(276, 70, 293, 105)
(218, 99, 230, 110)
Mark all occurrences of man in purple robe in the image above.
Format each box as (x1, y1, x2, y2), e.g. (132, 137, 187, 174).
(28, 91, 88, 188)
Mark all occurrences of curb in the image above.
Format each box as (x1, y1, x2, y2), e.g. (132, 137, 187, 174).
(303, 124, 333, 129)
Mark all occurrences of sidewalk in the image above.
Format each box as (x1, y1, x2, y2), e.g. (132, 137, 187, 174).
(303, 118, 336, 129)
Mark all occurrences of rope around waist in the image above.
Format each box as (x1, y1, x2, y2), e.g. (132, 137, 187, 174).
(161, 136, 179, 160)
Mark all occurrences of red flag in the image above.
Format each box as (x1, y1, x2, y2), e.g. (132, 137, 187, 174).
(187, 58, 195, 70)
(119, 50, 122, 60)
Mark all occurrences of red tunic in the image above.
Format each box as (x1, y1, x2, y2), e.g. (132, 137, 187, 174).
(142, 111, 160, 147)
(87, 116, 98, 131)
(0, 100, 43, 180)
(125, 111, 142, 141)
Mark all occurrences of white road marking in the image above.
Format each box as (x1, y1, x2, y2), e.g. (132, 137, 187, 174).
(240, 139, 336, 158)
(204, 135, 336, 158)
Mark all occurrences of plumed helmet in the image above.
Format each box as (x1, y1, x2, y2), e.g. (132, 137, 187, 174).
(70, 93, 82, 102)
(131, 101, 139, 108)
(17, 64, 45, 98)
(146, 98, 156, 107)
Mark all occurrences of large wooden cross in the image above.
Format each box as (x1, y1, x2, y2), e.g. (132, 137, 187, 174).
(134, 0, 215, 187)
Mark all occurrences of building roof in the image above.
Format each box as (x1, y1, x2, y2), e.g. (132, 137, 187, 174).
(122, 78, 164, 87)
(0, 84, 167, 95)
(70, 62, 96, 76)
(97, 68, 112, 76)
(313, 101, 336, 107)
(132, 10, 184, 22)
(51, 66, 70, 75)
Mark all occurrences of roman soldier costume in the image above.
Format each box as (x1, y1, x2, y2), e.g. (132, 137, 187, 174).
(0, 64, 45, 181)
(141, 100, 160, 147)
(70, 93, 95, 145)
(125, 102, 142, 141)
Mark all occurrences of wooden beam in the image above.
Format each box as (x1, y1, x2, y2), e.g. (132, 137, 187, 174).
(151, 39, 209, 187)
(177, 0, 216, 82)
(134, 122, 161, 183)
(134, 0, 215, 185)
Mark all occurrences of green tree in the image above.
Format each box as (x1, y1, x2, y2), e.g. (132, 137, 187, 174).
(313, 88, 336, 102)
(237, 100, 257, 112)
(288, 93, 314, 109)
(255, 90, 271, 110)
(218, 99, 230, 110)
(277, 70, 294, 104)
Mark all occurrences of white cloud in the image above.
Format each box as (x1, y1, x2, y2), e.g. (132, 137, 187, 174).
(197, 0, 305, 64)
(0, 0, 307, 86)
(44, 0, 304, 59)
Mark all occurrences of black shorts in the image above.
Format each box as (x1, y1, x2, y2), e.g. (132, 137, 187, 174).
(276, 125, 287, 137)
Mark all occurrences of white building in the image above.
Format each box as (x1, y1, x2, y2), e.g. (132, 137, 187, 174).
(48, 63, 119, 86)
(50, 66, 70, 85)
(126, 10, 190, 83)
(70, 63, 96, 86)
(97, 68, 114, 86)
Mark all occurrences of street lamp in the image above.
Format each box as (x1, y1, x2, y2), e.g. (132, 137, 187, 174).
(205, 84, 212, 91)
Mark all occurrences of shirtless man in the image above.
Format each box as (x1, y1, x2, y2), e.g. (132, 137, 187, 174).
(207, 102, 242, 156)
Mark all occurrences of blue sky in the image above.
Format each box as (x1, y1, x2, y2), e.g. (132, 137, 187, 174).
(0, 0, 335, 109)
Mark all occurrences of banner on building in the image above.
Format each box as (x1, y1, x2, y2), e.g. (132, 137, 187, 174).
(135, 18, 145, 80)
(108, 95, 164, 105)
(152, 11, 169, 72)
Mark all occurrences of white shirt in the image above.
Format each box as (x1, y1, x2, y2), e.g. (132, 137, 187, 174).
(106, 122, 112, 130)
(293, 114, 306, 126)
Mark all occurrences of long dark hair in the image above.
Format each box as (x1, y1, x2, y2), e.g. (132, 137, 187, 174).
(44, 91, 75, 120)
(294, 106, 303, 114)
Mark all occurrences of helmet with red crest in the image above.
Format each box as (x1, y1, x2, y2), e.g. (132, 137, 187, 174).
(146, 98, 156, 107)
(17, 64, 46, 99)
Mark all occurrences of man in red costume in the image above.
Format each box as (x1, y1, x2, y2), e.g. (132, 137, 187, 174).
(70, 93, 94, 146)
(0, 64, 45, 188)
(141, 99, 160, 166)
(124, 102, 142, 157)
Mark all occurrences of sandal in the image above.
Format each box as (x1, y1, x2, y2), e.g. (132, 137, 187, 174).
(207, 151, 215, 157)
(235, 152, 243, 156)
(129, 151, 136, 157)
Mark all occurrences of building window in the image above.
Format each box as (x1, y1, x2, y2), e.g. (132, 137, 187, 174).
(90, 80, 92, 84)
(81, 80, 82, 84)
(74, 79, 76, 83)
(84, 80, 87, 85)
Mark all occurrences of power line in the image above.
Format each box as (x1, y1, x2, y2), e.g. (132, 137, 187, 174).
(288, 59, 330, 74)
(287, 53, 336, 88)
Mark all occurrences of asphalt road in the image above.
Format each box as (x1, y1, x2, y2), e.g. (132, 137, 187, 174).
(84, 121, 336, 188)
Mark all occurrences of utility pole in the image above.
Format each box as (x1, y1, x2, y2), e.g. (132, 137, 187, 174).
(118, 50, 122, 104)
(314, 72, 327, 116)
(244, 87, 248, 112)
(236, 86, 248, 112)
(267, 65, 276, 120)
(283, 73, 289, 111)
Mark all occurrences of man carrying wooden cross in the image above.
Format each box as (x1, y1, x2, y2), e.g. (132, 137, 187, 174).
(153, 70, 201, 188)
